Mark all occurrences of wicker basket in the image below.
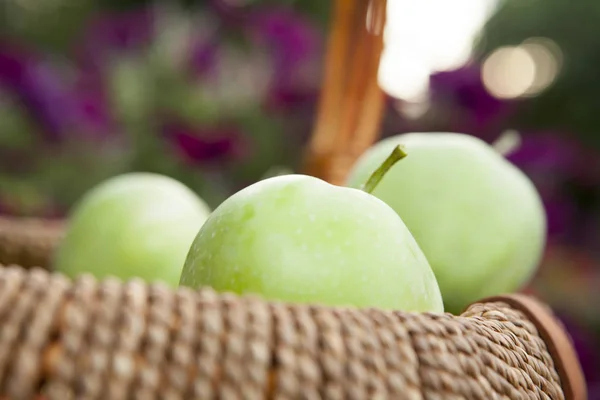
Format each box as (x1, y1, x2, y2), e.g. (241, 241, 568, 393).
(0, 1, 588, 399)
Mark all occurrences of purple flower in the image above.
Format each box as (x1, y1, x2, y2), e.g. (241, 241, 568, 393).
(165, 122, 249, 166)
(0, 42, 27, 84)
(506, 132, 600, 242)
(244, 9, 322, 111)
(0, 40, 117, 141)
(207, 0, 254, 25)
(266, 88, 318, 113)
(68, 9, 157, 137)
(246, 9, 320, 80)
(507, 134, 579, 179)
(0, 43, 75, 142)
(542, 197, 579, 239)
(74, 8, 154, 71)
(189, 7, 322, 111)
(189, 38, 220, 78)
(429, 65, 513, 138)
(506, 133, 580, 199)
(590, 384, 600, 400)
(71, 84, 115, 137)
(71, 65, 120, 137)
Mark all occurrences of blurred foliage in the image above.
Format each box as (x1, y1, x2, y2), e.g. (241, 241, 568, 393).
(0, 0, 326, 214)
(475, 0, 600, 148)
(0, 0, 96, 52)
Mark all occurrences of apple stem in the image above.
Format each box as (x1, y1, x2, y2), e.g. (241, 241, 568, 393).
(361, 145, 407, 194)
(493, 130, 522, 157)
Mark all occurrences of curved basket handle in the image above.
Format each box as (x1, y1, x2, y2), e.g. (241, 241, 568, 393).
(475, 294, 587, 400)
(303, 0, 387, 185)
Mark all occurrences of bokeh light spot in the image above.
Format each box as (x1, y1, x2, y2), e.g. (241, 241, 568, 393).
(482, 46, 536, 99)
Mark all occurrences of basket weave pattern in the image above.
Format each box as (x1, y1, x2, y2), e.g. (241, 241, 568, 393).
(0, 217, 63, 270)
(0, 265, 565, 400)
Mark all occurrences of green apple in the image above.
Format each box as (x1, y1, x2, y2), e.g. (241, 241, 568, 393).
(54, 172, 211, 287)
(179, 147, 444, 312)
(346, 132, 547, 313)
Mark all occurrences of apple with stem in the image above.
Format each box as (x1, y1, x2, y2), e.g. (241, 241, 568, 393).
(54, 172, 211, 287)
(180, 146, 444, 312)
(346, 132, 547, 313)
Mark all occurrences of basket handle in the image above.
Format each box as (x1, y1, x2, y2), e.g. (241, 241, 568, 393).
(303, 0, 387, 185)
(476, 294, 587, 400)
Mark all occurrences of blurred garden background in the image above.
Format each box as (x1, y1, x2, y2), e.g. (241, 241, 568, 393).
(1, 0, 599, 394)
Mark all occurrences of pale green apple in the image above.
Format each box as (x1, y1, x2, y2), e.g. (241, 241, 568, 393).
(54, 172, 211, 287)
(346, 132, 547, 313)
(179, 171, 444, 313)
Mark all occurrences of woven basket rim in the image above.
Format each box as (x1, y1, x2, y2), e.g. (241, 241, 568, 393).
(477, 294, 587, 400)
(0, 215, 590, 399)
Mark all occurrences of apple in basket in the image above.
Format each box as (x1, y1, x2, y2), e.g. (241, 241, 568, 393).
(180, 146, 444, 312)
(54, 173, 211, 287)
(345, 132, 547, 313)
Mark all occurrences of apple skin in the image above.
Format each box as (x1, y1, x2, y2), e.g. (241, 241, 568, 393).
(54, 172, 211, 287)
(179, 174, 444, 313)
(346, 132, 547, 313)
